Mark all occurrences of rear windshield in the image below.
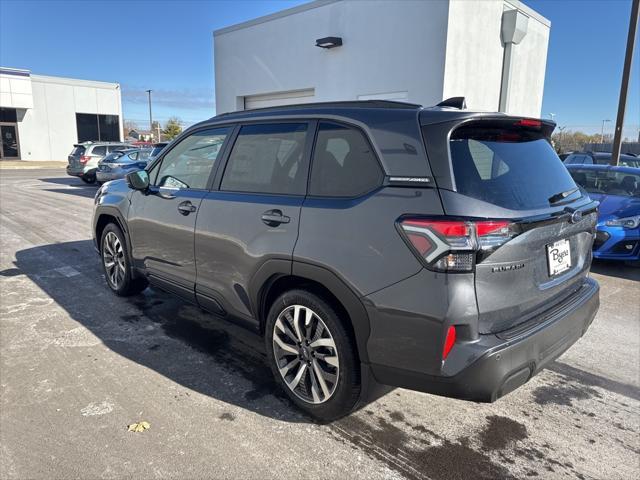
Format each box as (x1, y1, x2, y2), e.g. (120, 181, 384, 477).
(449, 124, 580, 210)
(102, 151, 125, 162)
(70, 145, 85, 156)
(569, 168, 640, 197)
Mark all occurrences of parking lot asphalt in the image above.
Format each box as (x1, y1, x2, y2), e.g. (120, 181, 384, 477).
(1, 168, 639, 480)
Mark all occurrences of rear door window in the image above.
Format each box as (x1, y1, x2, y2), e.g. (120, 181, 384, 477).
(309, 122, 383, 197)
(449, 124, 580, 210)
(220, 123, 309, 195)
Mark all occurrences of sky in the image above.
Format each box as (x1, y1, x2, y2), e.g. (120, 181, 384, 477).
(0, 0, 638, 138)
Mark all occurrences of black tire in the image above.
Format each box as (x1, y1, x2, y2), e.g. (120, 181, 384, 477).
(81, 174, 96, 184)
(96, 180, 104, 186)
(265, 289, 361, 422)
(100, 223, 148, 296)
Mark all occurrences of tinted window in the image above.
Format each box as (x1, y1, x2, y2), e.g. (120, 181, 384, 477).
(221, 123, 308, 195)
(75, 114, 120, 142)
(310, 122, 382, 197)
(0, 108, 17, 122)
(154, 127, 229, 190)
(102, 151, 124, 162)
(449, 124, 580, 210)
(70, 145, 85, 156)
(98, 115, 120, 141)
(569, 168, 640, 196)
(91, 146, 107, 156)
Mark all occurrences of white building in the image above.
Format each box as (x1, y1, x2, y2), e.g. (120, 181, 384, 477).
(0, 67, 123, 161)
(214, 0, 550, 117)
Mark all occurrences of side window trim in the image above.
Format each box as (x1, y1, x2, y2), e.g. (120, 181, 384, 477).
(212, 120, 316, 196)
(307, 119, 384, 199)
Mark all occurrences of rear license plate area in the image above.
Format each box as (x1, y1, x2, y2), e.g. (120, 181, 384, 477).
(546, 239, 572, 276)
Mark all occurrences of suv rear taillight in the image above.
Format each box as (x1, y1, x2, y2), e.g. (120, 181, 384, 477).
(398, 218, 515, 272)
(80, 155, 91, 164)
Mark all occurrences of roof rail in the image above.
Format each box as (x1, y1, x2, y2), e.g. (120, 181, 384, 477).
(436, 97, 467, 109)
(217, 99, 422, 117)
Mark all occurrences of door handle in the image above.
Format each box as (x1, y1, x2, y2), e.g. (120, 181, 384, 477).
(261, 209, 290, 226)
(177, 201, 197, 215)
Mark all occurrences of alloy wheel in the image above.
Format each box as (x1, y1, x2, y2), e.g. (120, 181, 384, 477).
(272, 305, 340, 404)
(103, 231, 126, 289)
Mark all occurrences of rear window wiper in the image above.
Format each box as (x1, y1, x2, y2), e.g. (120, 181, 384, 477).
(548, 187, 580, 205)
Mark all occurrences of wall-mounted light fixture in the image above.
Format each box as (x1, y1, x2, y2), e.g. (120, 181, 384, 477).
(315, 37, 343, 49)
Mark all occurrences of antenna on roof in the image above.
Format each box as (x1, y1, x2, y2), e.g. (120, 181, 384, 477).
(437, 97, 467, 109)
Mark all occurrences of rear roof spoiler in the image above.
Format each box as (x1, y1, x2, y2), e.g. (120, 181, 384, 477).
(436, 97, 467, 109)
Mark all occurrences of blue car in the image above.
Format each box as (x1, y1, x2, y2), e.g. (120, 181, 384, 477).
(567, 164, 640, 266)
(96, 148, 152, 185)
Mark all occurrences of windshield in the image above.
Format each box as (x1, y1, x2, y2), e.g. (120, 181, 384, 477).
(150, 145, 166, 157)
(568, 168, 640, 197)
(449, 124, 580, 210)
(620, 158, 640, 168)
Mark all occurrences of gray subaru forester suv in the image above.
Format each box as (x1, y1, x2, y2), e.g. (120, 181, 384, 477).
(92, 99, 600, 421)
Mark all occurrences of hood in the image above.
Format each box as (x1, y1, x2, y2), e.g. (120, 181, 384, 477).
(589, 193, 640, 223)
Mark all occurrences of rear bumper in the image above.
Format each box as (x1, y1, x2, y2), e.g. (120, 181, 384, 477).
(370, 277, 599, 402)
(66, 165, 95, 177)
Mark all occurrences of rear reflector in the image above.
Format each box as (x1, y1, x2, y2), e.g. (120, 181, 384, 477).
(80, 155, 91, 164)
(443, 326, 456, 360)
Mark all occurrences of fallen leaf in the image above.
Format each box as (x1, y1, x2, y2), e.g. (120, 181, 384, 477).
(127, 421, 150, 432)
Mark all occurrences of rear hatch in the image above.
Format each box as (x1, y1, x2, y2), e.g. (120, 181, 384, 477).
(68, 145, 85, 167)
(424, 117, 597, 334)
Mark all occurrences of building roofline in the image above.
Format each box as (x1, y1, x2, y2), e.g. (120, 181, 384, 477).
(213, 0, 550, 36)
(0, 67, 31, 77)
(505, 0, 551, 27)
(214, 0, 340, 36)
(30, 74, 120, 90)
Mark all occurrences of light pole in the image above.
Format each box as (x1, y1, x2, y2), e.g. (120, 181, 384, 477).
(611, 0, 639, 165)
(601, 119, 611, 143)
(146, 89, 153, 141)
(557, 125, 566, 153)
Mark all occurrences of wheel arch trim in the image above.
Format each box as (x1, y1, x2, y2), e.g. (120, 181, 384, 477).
(251, 260, 371, 363)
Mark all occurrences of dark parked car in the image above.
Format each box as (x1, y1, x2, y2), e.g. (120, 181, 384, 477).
(92, 100, 600, 421)
(67, 142, 132, 183)
(564, 151, 640, 168)
(96, 148, 152, 185)
(567, 164, 640, 266)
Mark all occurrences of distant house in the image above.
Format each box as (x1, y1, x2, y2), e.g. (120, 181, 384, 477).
(128, 129, 153, 141)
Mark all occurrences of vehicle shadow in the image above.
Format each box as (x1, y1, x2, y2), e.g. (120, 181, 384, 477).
(590, 259, 640, 281)
(9, 239, 364, 424)
(39, 177, 99, 199)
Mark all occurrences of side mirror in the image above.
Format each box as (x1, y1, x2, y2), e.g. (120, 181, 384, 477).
(126, 170, 149, 191)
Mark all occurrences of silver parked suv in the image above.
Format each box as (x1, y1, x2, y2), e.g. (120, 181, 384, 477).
(67, 142, 131, 184)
